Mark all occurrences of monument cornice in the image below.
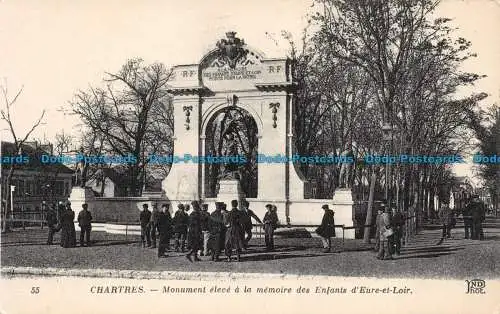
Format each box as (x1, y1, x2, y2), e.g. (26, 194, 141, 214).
(255, 82, 297, 92)
(166, 85, 209, 96)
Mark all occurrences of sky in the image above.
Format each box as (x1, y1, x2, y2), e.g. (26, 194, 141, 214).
(1, 0, 499, 183)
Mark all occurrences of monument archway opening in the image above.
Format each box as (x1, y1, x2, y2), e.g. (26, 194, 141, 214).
(204, 105, 258, 198)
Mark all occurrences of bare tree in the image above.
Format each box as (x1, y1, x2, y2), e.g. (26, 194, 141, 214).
(69, 58, 174, 196)
(54, 130, 74, 155)
(1, 82, 46, 232)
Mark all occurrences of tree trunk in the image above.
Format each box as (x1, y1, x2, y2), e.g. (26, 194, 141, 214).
(363, 171, 377, 243)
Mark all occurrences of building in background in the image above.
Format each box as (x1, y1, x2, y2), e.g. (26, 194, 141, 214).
(1, 141, 73, 224)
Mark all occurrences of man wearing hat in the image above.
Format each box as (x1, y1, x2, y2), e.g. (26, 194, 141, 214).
(462, 196, 473, 239)
(373, 205, 384, 252)
(77, 203, 93, 247)
(377, 206, 393, 260)
(172, 204, 189, 252)
(263, 204, 279, 251)
(469, 195, 486, 240)
(199, 204, 211, 256)
(438, 199, 454, 243)
(157, 204, 173, 258)
(45, 202, 59, 245)
(240, 199, 262, 249)
(208, 202, 226, 261)
(150, 204, 160, 249)
(186, 201, 202, 262)
(316, 204, 336, 253)
(391, 207, 404, 255)
(139, 203, 152, 248)
(225, 199, 245, 262)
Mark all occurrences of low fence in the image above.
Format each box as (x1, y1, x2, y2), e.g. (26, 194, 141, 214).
(4, 211, 46, 229)
(3, 213, 419, 251)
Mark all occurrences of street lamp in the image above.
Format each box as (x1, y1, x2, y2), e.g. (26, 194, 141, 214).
(10, 185, 15, 223)
(381, 122, 393, 203)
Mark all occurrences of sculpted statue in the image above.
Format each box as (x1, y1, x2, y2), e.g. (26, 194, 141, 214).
(338, 144, 354, 189)
(220, 132, 241, 180)
(74, 146, 86, 187)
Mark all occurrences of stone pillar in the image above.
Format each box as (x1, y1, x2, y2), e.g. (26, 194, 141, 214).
(216, 179, 245, 207)
(162, 92, 201, 202)
(332, 188, 355, 239)
(69, 187, 95, 222)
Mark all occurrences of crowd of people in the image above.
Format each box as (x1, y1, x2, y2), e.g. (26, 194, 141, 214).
(139, 199, 280, 262)
(42, 194, 487, 262)
(374, 194, 488, 260)
(44, 201, 93, 248)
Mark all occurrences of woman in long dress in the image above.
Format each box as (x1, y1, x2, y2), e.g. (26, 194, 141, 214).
(60, 203, 76, 248)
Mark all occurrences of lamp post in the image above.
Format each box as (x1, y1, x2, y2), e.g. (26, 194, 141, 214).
(10, 185, 15, 225)
(382, 123, 393, 205)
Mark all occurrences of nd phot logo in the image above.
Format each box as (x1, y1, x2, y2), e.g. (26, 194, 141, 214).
(465, 279, 486, 294)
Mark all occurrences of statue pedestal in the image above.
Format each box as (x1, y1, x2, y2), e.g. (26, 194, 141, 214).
(332, 188, 355, 239)
(217, 179, 245, 206)
(69, 187, 95, 222)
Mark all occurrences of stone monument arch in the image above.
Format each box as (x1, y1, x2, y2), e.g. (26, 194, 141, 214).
(162, 31, 304, 208)
(161, 31, 355, 237)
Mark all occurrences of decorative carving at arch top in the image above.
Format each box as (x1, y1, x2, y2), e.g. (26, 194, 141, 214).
(167, 32, 291, 93)
(200, 31, 265, 68)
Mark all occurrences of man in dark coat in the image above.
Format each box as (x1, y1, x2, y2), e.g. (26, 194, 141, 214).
(391, 207, 404, 255)
(225, 200, 245, 262)
(200, 204, 211, 256)
(240, 199, 262, 249)
(470, 195, 485, 240)
(377, 207, 393, 260)
(150, 204, 160, 249)
(263, 204, 279, 251)
(157, 204, 173, 258)
(60, 202, 76, 248)
(45, 202, 59, 245)
(438, 201, 454, 241)
(316, 204, 336, 253)
(139, 203, 152, 248)
(172, 204, 189, 252)
(77, 203, 93, 247)
(374, 206, 384, 252)
(186, 201, 202, 262)
(208, 202, 227, 262)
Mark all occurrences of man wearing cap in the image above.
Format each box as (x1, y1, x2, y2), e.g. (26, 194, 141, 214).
(263, 204, 279, 251)
(470, 195, 486, 240)
(150, 204, 160, 249)
(77, 203, 93, 247)
(374, 206, 384, 252)
(139, 203, 152, 248)
(184, 204, 192, 251)
(172, 204, 189, 252)
(157, 204, 173, 258)
(208, 202, 226, 261)
(186, 201, 203, 262)
(199, 204, 211, 256)
(240, 199, 262, 249)
(45, 202, 58, 245)
(316, 204, 336, 253)
(391, 207, 404, 255)
(225, 199, 245, 262)
(463, 196, 473, 239)
(377, 206, 393, 260)
(438, 200, 454, 242)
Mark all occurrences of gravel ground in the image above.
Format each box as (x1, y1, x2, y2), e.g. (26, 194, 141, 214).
(1, 221, 499, 279)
